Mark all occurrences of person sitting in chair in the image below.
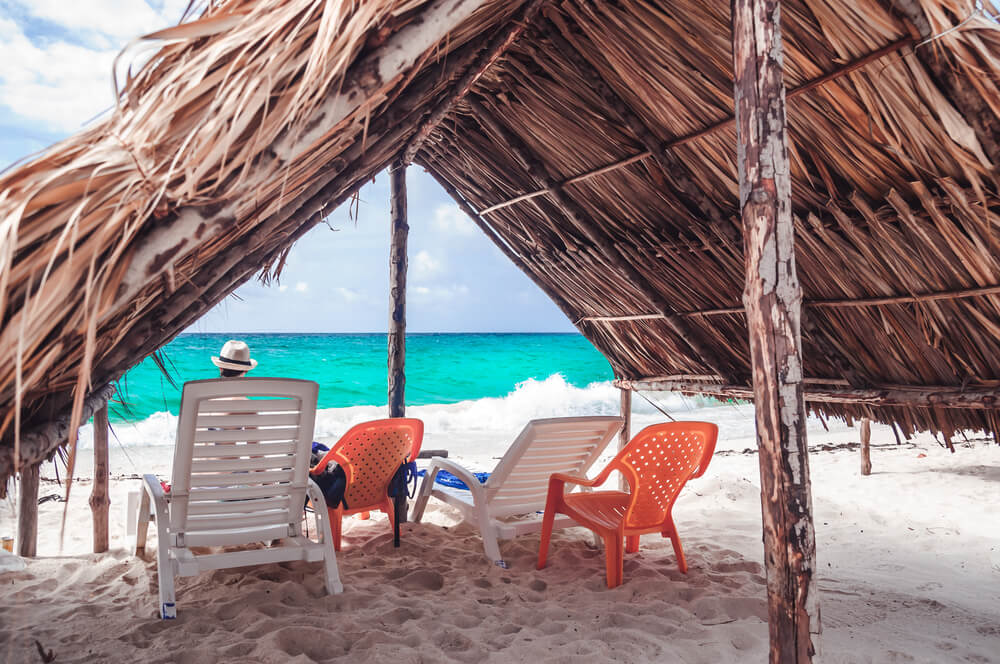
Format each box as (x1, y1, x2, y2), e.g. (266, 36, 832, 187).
(212, 340, 258, 377)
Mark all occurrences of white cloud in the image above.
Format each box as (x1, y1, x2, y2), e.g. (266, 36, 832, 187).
(0, 18, 119, 132)
(412, 284, 469, 301)
(278, 284, 288, 292)
(0, 2, 191, 133)
(432, 203, 476, 236)
(336, 287, 360, 302)
(11, 0, 179, 42)
(412, 250, 443, 279)
(294, 281, 309, 293)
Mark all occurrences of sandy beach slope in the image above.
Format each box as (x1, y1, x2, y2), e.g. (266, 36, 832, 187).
(1, 422, 998, 663)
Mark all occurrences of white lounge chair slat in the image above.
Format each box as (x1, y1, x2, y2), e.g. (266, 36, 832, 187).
(197, 398, 301, 414)
(187, 483, 298, 501)
(191, 456, 295, 473)
(186, 496, 291, 515)
(175, 542, 325, 573)
(181, 524, 292, 548)
(188, 469, 295, 487)
(528, 432, 610, 444)
(412, 415, 623, 567)
(193, 427, 298, 443)
(196, 413, 302, 427)
(190, 442, 297, 458)
(184, 510, 291, 531)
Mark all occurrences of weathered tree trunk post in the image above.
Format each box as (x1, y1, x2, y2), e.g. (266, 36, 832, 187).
(89, 404, 111, 553)
(618, 387, 631, 491)
(860, 417, 872, 476)
(731, 1, 820, 662)
(388, 159, 408, 542)
(17, 463, 40, 557)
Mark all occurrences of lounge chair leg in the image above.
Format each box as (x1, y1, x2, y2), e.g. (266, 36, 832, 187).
(411, 466, 438, 523)
(133, 489, 151, 555)
(156, 548, 177, 619)
(626, 535, 640, 554)
(481, 523, 504, 568)
(604, 534, 624, 589)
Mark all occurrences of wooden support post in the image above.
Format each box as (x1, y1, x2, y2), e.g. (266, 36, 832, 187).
(17, 463, 39, 557)
(388, 159, 408, 542)
(89, 404, 110, 553)
(732, 0, 820, 662)
(860, 417, 872, 476)
(618, 387, 631, 492)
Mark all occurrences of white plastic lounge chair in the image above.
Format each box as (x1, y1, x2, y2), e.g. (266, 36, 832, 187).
(411, 416, 623, 567)
(131, 377, 342, 618)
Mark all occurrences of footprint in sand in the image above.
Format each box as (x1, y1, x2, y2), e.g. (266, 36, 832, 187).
(398, 569, 444, 591)
(528, 579, 547, 591)
(383, 607, 420, 625)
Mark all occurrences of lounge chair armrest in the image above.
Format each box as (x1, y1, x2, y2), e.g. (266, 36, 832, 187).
(142, 474, 170, 512)
(425, 457, 488, 501)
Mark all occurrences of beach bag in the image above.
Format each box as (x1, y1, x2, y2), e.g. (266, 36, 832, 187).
(309, 442, 349, 510)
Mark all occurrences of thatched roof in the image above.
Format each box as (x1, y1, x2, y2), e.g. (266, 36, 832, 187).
(2, 0, 1000, 481)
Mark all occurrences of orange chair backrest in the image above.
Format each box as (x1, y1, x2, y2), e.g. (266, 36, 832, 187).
(316, 418, 423, 508)
(610, 421, 718, 530)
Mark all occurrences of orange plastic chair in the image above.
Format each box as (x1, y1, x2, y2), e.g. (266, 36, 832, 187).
(537, 421, 718, 588)
(310, 418, 423, 551)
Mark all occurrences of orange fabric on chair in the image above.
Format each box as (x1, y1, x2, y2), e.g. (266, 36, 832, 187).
(537, 421, 718, 588)
(310, 418, 423, 551)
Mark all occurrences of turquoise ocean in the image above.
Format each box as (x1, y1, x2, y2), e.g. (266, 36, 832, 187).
(116, 333, 614, 421)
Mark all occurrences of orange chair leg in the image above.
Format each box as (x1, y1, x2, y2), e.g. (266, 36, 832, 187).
(328, 507, 343, 552)
(604, 534, 624, 588)
(537, 498, 559, 570)
(626, 535, 640, 554)
(668, 532, 687, 573)
(663, 516, 687, 573)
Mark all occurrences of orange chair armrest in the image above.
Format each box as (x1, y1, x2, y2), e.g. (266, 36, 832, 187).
(548, 472, 599, 489)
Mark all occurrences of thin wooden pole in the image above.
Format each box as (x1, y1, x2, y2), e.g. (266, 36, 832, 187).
(860, 418, 872, 476)
(89, 404, 110, 553)
(388, 159, 408, 541)
(732, 0, 820, 661)
(618, 387, 631, 492)
(17, 463, 39, 557)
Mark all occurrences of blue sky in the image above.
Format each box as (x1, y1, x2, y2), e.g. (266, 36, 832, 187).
(0, 0, 574, 333)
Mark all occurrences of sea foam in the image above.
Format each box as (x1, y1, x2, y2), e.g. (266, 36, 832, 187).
(76, 374, 716, 449)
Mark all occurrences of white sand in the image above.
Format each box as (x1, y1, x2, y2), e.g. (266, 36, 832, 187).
(2, 415, 999, 663)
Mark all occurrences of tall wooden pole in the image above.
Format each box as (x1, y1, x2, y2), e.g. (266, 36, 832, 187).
(388, 159, 408, 541)
(17, 463, 39, 557)
(618, 387, 631, 492)
(89, 405, 110, 553)
(731, 1, 820, 662)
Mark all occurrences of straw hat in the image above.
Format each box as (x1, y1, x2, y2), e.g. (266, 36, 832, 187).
(212, 340, 258, 372)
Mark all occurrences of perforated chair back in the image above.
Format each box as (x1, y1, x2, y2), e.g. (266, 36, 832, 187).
(321, 418, 423, 508)
(610, 421, 718, 530)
